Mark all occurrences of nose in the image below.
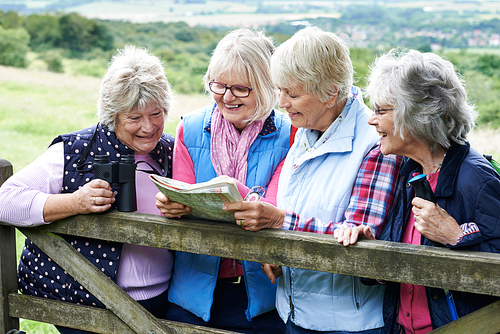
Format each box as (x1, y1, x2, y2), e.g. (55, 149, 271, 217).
(278, 91, 289, 109)
(140, 117, 153, 132)
(222, 88, 237, 102)
(367, 112, 377, 126)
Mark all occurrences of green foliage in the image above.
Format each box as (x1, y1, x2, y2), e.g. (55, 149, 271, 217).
(41, 51, 64, 73)
(0, 26, 30, 67)
(24, 13, 60, 50)
(59, 13, 114, 54)
(0, 10, 25, 29)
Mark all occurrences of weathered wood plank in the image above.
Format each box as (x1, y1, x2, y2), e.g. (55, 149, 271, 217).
(36, 211, 500, 297)
(17, 227, 173, 334)
(0, 159, 18, 334)
(8, 293, 236, 334)
(430, 300, 500, 334)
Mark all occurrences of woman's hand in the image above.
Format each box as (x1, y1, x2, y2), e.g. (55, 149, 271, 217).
(222, 201, 285, 231)
(155, 192, 191, 218)
(262, 263, 282, 284)
(412, 197, 462, 246)
(334, 225, 375, 246)
(43, 179, 115, 222)
(72, 179, 115, 214)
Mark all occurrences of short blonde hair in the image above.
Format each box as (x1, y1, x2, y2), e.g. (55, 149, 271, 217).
(271, 27, 353, 103)
(98, 45, 172, 131)
(203, 28, 277, 125)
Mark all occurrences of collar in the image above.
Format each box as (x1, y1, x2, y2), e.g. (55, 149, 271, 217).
(401, 141, 470, 198)
(204, 104, 278, 136)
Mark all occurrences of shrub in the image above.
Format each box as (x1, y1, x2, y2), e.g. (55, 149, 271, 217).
(0, 26, 30, 67)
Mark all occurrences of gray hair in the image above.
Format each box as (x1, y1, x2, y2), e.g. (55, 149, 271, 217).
(98, 45, 172, 131)
(366, 49, 477, 153)
(203, 28, 277, 124)
(271, 26, 353, 103)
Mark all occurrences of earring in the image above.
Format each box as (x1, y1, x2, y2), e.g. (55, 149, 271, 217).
(329, 104, 333, 108)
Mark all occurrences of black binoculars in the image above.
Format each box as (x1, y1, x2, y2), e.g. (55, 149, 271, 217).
(93, 155, 137, 212)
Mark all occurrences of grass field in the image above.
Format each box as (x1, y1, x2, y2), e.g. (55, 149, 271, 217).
(2, 63, 500, 333)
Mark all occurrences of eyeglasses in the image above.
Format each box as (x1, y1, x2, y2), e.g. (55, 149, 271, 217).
(209, 81, 253, 98)
(373, 107, 394, 116)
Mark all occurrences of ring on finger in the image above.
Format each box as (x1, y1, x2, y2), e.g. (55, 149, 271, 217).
(238, 219, 244, 227)
(93, 197, 96, 205)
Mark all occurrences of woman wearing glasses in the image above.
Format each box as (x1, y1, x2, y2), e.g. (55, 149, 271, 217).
(156, 28, 290, 333)
(360, 49, 500, 333)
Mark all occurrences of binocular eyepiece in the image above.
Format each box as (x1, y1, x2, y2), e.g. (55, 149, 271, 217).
(93, 155, 137, 212)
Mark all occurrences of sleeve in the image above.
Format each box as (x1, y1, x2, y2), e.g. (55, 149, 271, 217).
(0, 142, 64, 226)
(172, 120, 196, 184)
(448, 176, 500, 251)
(342, 146, 403, 237)
(283, 145, 402, 237)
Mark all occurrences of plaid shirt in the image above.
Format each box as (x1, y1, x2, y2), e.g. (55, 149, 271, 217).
(283, 145, 403, 237)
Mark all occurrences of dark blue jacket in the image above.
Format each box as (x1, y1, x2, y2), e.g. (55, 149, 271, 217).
(383, 141, 500, 333)
(18, 124, 174, 307)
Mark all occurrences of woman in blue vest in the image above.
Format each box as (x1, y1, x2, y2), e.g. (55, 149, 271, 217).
(155, 29, 290, 333)
(224, 27, 402, 333)
(0, 45, 175, 334)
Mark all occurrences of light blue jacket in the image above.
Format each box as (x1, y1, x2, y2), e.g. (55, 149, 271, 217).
(276, 87, 385, 331)
(168, 104, 291, 321)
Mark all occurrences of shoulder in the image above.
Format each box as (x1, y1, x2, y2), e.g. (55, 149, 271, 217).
(458, 148, 499, 185)
(160, 132, 175, 150)
(182, 104, 215, 126)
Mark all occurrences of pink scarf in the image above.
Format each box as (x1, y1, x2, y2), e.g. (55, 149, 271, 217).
(210, 108, 265, 184)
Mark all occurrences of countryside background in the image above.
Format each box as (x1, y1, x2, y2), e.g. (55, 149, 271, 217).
(2, 0, 500, 332)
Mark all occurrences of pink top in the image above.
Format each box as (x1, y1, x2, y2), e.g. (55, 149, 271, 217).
(173, 120, 284, 277)
(173, 120, 283, 205)
(0, 142, 173, 301)
(398, 172, 439, 334)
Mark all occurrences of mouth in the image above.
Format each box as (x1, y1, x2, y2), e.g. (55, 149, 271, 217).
(136, 132, 156, 140)
(224, 103, 243, 109)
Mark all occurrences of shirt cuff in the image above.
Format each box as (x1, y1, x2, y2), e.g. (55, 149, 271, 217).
(447, 222, 482, 248)
(282, 210, 297, 231)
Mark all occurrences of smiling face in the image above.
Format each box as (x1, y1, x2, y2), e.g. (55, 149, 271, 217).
(211, 74, 257, 132)
(114, 105, 165, 155)
(368, 104, 415, 156)
(278, 86, 336, 132)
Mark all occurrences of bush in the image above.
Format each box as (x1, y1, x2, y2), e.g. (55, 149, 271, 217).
(0, 26, 30, 67)
(41, 51, 64, 73)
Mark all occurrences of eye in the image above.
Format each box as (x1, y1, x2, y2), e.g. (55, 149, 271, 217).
(151, 111, 163, 118)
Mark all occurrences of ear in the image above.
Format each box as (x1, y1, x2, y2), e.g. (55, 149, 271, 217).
(326, 91, 338, 108)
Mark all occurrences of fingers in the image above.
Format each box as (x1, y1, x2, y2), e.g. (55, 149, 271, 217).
(335, 226, 374, 246)
(261, 263, 281, 284)
(155, 192, 191, 218)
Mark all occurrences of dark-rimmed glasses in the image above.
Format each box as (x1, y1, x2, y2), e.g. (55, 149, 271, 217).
(373, 107, 394, 116)
(209, 81, 253, 98)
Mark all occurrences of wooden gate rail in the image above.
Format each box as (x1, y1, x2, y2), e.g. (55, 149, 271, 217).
(1, 158, 500, 333)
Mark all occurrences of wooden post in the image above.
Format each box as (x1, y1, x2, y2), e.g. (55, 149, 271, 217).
(0, 159, 19, 333)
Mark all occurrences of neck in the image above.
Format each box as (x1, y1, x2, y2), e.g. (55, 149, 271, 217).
(416, 148, 446, 175)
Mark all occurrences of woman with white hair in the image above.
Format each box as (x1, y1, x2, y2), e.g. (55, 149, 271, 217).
(224, 27, 401, 333)
(359, 49, 500, 333)
(156, 28, 290, 333)
(0, 45, 175, 334)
